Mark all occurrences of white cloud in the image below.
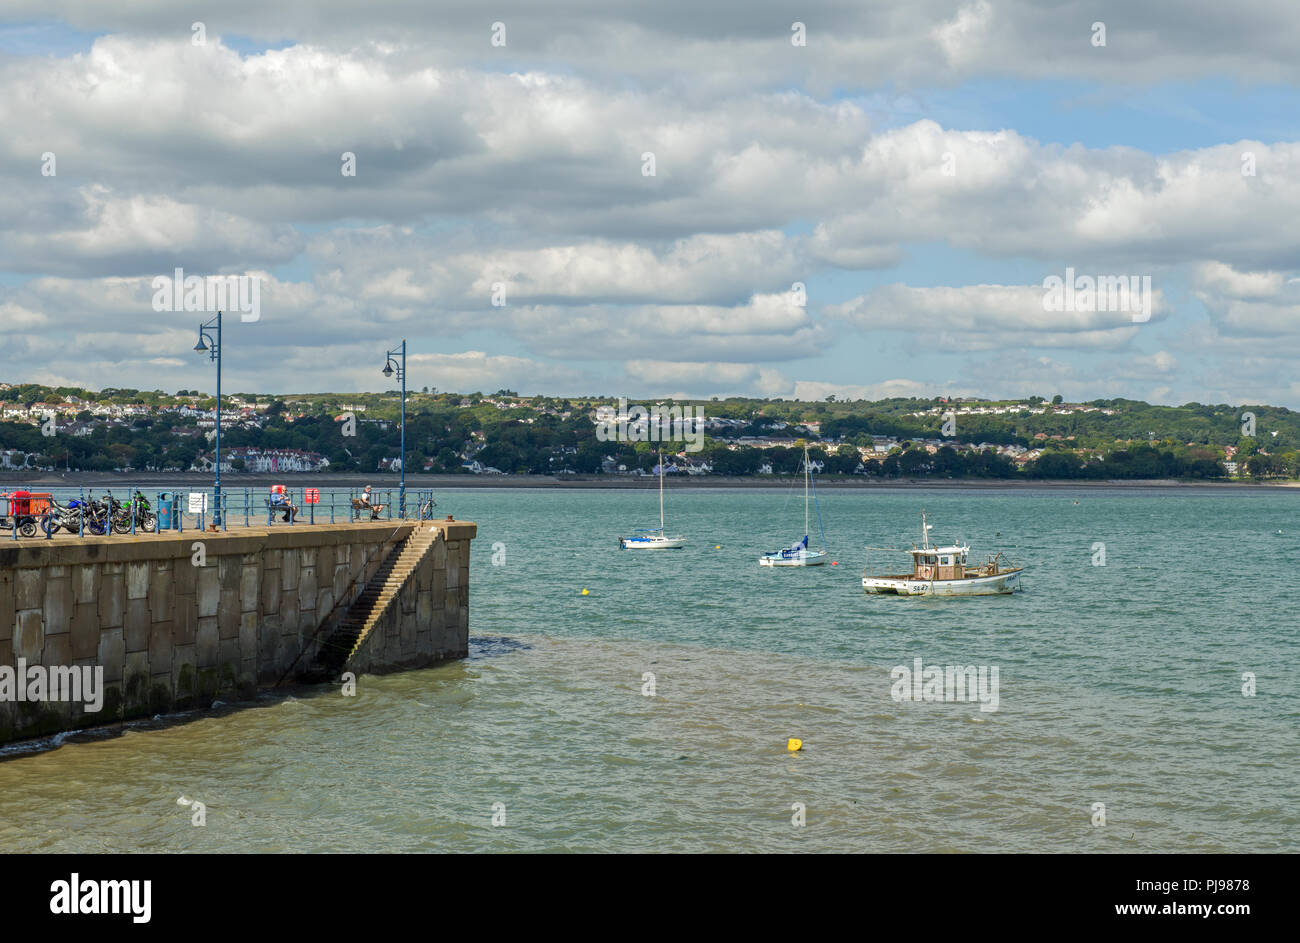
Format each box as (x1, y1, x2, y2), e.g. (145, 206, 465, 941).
(933, 1, 994, 68)
(621, 360, 789, 397)
(509, 294, 827, 363)
(1193, 261, 1300, 335)
(404, 351, 586, 394)
(13, 1, 1300, 87)
(826, 282, 1161, 350)
(1194, 262, 1286, 299)
(12, 38, 1300, 278)
(311, 229, 805, 309)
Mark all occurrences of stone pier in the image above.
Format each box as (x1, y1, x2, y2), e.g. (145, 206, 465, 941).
(0, 519, 476, 744)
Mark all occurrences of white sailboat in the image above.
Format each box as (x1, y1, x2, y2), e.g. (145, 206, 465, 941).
(619, 450, 687, 549)
(760, 442, 828, 567)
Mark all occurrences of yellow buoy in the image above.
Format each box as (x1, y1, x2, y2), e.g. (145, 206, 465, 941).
(580, 588, 590, 596)
(787, 738, 803, 752)
(715, 545, 721, 549)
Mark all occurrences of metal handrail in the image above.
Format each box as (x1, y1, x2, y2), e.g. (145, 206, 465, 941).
(2, 487, 438, 538)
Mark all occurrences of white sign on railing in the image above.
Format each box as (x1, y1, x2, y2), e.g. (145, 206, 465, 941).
(188, 492, 209, 513)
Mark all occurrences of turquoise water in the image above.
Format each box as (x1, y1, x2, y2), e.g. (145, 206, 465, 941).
(2, 486, 1297, 852)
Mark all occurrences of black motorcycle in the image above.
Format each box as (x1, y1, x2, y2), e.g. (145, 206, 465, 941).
(84, 492, 112, 535)
(40, 495, 108, 536)
(40, 497, 85, 535)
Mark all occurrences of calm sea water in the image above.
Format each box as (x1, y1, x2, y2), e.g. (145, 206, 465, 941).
(2, 486, 1297, 852)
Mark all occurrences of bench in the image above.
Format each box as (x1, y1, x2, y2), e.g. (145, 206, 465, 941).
(351, 498, 385, 521)
(264, 498, 298, 523)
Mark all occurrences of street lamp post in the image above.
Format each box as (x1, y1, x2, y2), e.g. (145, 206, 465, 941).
(382, 339, 406, 517)
(194, 311, 223, 527)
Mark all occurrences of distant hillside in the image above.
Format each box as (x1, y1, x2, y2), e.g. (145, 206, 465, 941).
(1, 383, 1296, 480)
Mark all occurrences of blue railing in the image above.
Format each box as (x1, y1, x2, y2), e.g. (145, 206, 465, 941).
(2, 487, 439, 540)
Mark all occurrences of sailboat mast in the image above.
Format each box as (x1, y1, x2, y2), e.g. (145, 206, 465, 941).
(659, 449, 664, 531)
(804, 443, 810, 536)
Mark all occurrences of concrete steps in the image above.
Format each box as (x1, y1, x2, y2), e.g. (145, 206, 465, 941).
(300, 526, 441, 682)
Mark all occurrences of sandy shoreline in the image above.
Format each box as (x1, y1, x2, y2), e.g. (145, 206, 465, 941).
(2, 471, 1297, 492)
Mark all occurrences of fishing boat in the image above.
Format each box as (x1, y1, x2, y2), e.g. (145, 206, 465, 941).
(619, 451, 686, 549)
(861, 512, 1022, 595)
(760, 442, 828, 567)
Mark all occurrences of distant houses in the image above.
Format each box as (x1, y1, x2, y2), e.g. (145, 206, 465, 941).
(907, 401, 1118, 418)
(194, 448, 329, 473)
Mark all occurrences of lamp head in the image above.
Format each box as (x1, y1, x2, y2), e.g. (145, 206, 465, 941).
(194, 337, 208, 353)
(382, 362, 394, 378)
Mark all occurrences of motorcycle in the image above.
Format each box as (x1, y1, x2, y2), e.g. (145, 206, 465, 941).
(40, 498, 80, 535)
(40, 496, 108, 536)
(83, 492, 111, 535)
(111, 491, 157, 534)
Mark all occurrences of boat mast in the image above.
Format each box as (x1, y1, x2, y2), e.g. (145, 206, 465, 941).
(922, 509, 929, 550)
(804, 443, 810, 537)
(659, 448, 664, 531)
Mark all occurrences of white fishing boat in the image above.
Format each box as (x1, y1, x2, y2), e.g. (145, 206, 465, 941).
(619, 451, 686, 549)
(760, 442, 828, 567)
(862, 512, 1023, 595)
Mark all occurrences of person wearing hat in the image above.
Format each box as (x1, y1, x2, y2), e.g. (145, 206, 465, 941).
(357, 485, 386, 520)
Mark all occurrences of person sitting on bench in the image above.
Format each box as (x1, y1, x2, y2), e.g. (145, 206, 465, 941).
(270, 486, 298, 522)
(357, 485, 386, 520)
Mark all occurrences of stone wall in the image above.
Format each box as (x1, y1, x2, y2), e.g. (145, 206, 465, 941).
(0, 519, 476, 744)
(348, 523, 472, 674)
